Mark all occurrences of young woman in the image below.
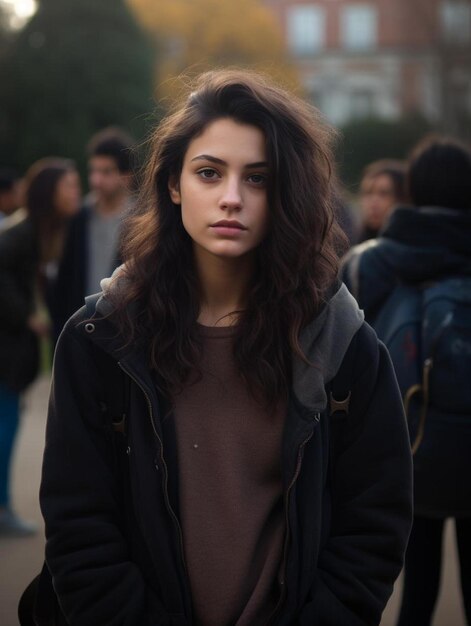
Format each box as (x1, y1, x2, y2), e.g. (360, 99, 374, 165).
(0, 157, 80, 536)
(356, 159, 407, 243)
(39, 71, 412, 625)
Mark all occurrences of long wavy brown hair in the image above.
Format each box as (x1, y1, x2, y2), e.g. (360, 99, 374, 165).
(25, 157, 77, 264)
(112, 69, 345, 404)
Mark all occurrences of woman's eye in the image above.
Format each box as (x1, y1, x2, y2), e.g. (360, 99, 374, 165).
(198, 168, 219, 180)
(248, 173, 267, 185)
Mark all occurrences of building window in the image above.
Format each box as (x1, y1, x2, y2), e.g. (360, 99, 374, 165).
(350, 90, 375, 119)
(341, 4, 377, 50)
(440, 1, 471, 44)
(287, 5, 326, 55)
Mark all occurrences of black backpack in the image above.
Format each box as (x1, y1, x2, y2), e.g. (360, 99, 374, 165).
(373, 276, 471, 517)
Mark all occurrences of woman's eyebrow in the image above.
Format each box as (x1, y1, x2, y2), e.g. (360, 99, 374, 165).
(190, 154, 268, 169)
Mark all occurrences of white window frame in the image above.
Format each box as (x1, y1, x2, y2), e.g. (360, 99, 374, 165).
(341, 4, 378, 51)
(440, 1, 471, 44)
(286, 4, 326, 55)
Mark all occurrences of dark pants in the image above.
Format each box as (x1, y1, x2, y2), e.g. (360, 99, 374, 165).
(0, 383, 20, 507)
(397, 515, 471, 626)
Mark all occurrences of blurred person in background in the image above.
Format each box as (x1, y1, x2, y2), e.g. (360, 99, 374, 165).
(356, 159, 407, 243)
(333, 187, 357, 250)
(0, 158, 80, 536)
(341, 136, 471, 626)
(0, 168, 23, 224)
(51, 127, 134, 340)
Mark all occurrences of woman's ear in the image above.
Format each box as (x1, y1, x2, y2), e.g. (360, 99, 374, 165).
(168, 177, 181, 204)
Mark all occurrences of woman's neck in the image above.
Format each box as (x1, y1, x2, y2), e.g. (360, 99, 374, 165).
(195, 249, 255, 327)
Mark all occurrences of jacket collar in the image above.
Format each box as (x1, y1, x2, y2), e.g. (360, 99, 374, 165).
(91, 270, 364, 416)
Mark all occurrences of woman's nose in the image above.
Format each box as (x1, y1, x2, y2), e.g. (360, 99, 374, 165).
(219, 178, 242, 211)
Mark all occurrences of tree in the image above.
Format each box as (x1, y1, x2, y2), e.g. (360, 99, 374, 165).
(0, 1, 13, 57)
(127, 0, 299, 104)
(0, 0, 155, 172)
(338, 114, 433, 189)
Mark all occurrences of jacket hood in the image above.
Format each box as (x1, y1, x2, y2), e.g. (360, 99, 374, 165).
(379, 205, 471, 282)
(292, 283, 364, 412)
(97, 264, 128, 317)
(342, 205, 471, 316)
(97, 266, 364, 413)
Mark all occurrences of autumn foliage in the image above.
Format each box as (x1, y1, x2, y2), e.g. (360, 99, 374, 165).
(127, 0, 299, 104)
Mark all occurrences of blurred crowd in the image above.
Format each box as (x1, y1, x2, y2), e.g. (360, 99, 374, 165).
(0, 127, 134, 537)
(1, 123, 471, 626)
(341, 136, 471, 625)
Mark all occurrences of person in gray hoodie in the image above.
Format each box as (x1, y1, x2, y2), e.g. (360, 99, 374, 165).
(36, 70, 412, 626)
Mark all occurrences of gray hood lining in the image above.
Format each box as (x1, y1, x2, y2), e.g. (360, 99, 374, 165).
(293, 283, 364, 412)
(97, 267, 365, 414)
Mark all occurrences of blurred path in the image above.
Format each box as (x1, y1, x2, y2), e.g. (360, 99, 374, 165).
(0, 376, 467, 625)
(0, 376, 48, 626)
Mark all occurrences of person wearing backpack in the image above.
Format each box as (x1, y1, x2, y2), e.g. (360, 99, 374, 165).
(341, 136, 471, 626)
(33, 70, 413, 626)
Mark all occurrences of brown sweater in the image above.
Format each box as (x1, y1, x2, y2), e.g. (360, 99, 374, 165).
(172, 324, 286, 626)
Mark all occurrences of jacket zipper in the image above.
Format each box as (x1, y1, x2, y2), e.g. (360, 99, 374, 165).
(268, 415, 318, 624)
(118, 363, 188, 577)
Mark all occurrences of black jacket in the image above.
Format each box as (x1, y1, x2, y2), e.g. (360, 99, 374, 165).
(0, 215, 40, 391)
(341, 205, 471, 323)
(40, 283, 413, 626)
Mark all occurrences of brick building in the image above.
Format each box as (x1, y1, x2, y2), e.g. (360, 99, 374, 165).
(263, 0, 471, 132)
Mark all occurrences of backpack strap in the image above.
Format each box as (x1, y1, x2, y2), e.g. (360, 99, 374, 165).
(329, 329, 359, 420)
(326, 330, 360, 492)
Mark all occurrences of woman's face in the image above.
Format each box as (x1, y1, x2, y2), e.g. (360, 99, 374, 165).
(360, 173, 397, 231)
(169, 117, 270, 264)
(54, 170, 81, 217)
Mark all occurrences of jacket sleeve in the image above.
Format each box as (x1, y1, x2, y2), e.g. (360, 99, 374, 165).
(298, 334, 413, 625)
(40, 320, 172, 626)
(0, 231, 34, 330)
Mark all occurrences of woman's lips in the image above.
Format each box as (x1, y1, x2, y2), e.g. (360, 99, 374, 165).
(211, 220, 247, 229)
(210, 220, 247, 236)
